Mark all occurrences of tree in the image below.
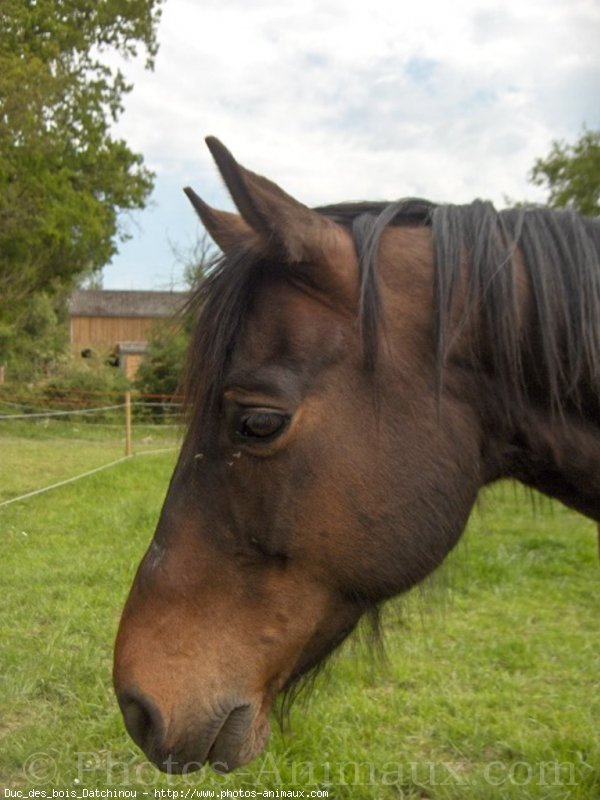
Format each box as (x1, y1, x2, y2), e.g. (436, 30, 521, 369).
(135, 326, 189, 398)
(0, 291, 68, 381)
(530, 128, 600, 217)
(169, 230, 219, 293)
(136, 232, 218, 398)
(0, 0, 163, 369)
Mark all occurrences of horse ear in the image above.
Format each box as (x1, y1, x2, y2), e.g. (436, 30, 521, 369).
(204, 137, 357, 303)
(183, 187, 254, 253)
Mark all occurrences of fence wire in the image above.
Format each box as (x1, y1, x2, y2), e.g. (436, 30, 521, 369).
(0, 391, 184, 508)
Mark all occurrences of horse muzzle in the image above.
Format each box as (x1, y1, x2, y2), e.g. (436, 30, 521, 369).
(116, 687, 270, 773)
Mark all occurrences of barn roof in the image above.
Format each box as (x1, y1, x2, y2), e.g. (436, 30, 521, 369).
(69, 290, 189, 319)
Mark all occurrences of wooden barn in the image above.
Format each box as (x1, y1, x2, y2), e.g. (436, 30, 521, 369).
(69, 290, 188, 379)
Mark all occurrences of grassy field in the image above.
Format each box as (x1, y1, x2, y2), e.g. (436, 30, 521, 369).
(0, 423, 598, 799)
(0, 416, 181, 504)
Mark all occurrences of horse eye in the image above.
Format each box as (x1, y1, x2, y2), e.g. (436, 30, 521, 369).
(238, 410, 288, 441)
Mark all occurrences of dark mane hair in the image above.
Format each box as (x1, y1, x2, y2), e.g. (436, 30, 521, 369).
(183, 199, 600, 444)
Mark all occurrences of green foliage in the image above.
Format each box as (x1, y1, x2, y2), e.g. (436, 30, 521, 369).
(38, 356, 130, 405)
(0, 292, 68, 381)
(135, 325, 188, 397)
(0, 0, 163, 365)
(1, 355, 131, 408)
(530, 128, 600, 216)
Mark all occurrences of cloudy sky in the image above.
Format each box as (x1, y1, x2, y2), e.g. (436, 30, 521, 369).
(102, 0, 600, 290)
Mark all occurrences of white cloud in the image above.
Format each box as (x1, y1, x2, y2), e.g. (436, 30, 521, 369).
(104, 0, 600, 288)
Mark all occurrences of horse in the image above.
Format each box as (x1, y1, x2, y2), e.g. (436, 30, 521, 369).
(113, 137, 600, 774)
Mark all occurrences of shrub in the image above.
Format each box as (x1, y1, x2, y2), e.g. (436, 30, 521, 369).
(38, 355, 130, 407)
(135, 327, 188, 398)
(0, 292, 68, 382)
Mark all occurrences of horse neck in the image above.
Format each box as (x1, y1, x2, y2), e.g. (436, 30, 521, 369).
(459, 243, 600, 523)
(440, 211, 600, 520)
(380, 214, 600, 523)
(478, 387, 600, 523)
(473, 297, 600, 523)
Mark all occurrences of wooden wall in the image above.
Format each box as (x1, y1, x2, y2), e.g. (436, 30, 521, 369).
(70, 316, 156, 350)
(120, 353, 144, 380)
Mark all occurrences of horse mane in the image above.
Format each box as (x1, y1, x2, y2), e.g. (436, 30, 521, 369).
(183, 198, 600, 441)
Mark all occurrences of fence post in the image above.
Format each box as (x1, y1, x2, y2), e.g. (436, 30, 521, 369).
(125, 391, 132, 457)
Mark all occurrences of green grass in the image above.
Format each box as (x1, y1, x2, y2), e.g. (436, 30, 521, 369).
(0, 418, 181, 504)
(0, 429, 598, 798)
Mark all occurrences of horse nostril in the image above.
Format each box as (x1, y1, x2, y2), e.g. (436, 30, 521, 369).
(118, 688, 165, 754)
